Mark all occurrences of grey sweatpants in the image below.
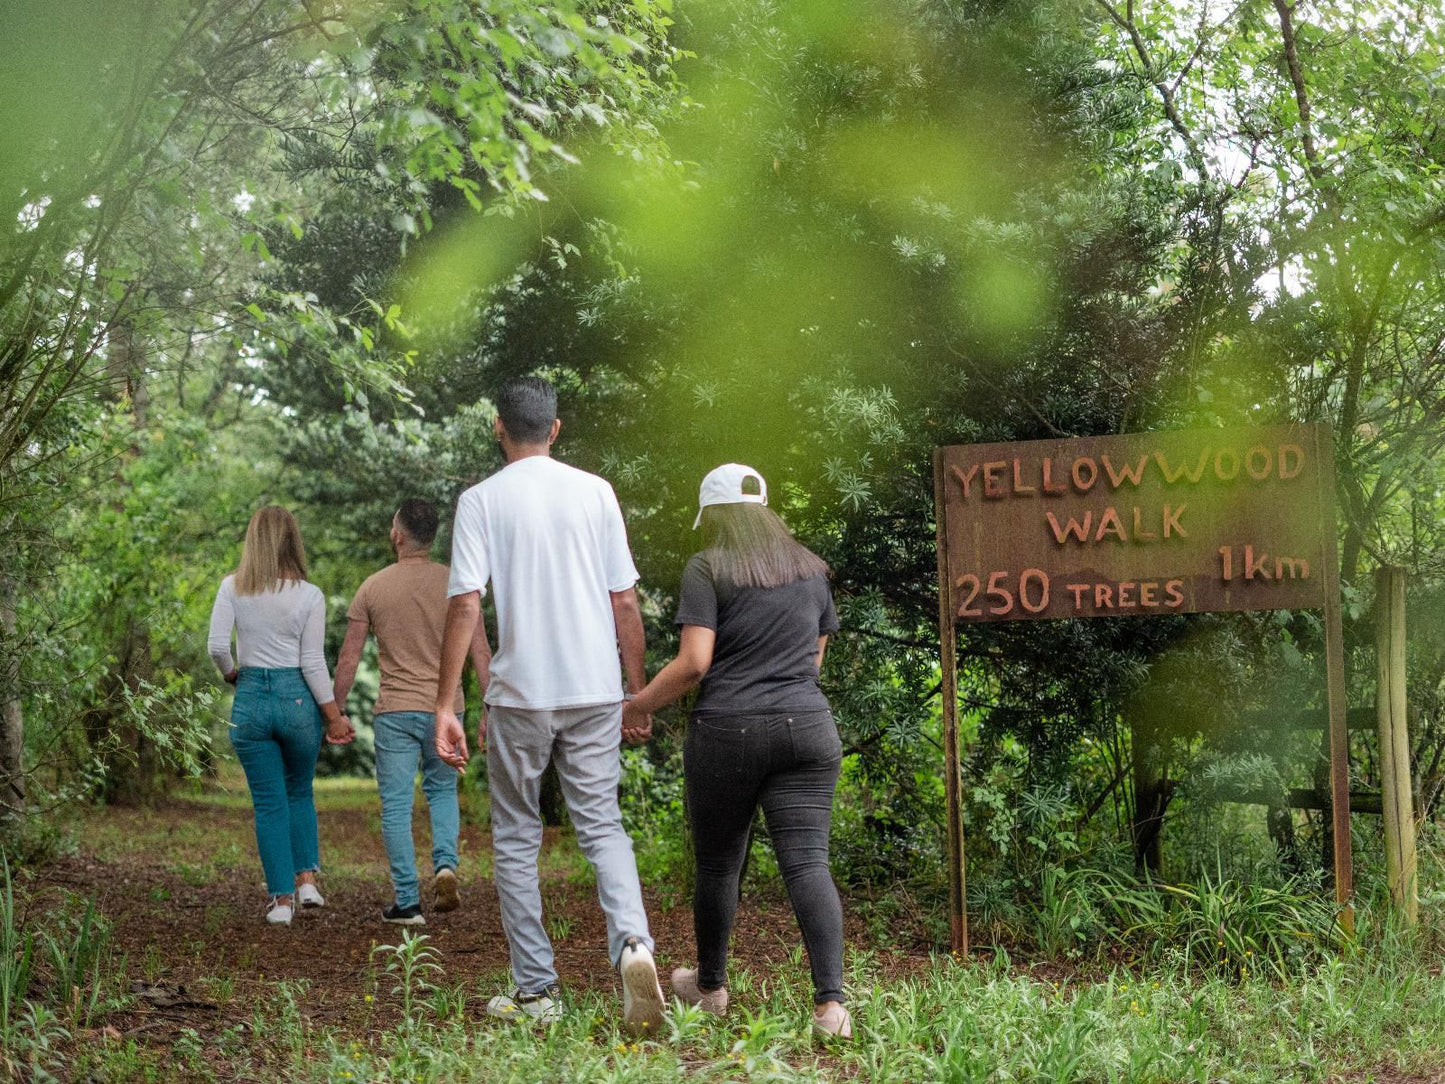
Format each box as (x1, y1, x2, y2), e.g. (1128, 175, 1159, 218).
(486, 702, 654, 994)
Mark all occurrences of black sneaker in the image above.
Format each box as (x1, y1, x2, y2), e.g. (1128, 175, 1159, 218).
(381, 903, 426, 926)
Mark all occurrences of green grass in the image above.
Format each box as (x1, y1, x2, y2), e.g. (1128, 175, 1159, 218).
(13, 769, 1445, 1081)
(46, 942, 1445, 1083)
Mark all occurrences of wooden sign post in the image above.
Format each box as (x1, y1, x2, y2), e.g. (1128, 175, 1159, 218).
(933, 423, 1352, 954)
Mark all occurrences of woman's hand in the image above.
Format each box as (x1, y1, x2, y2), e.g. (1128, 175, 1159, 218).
(223, 669, 239, 685)
(325, 715, 355, 745)
(621, 701, 653, 744)
(622, 625, 715, 739)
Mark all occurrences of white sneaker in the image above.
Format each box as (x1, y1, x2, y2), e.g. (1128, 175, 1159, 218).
(486, 985, 562, 1024)
(265, 898, 293, 925)
(296, 883, 324, 909)
(619, 938, 665, 1036)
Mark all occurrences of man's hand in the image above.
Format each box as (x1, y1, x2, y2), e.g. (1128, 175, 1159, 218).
(325, 715, 355, 745)
(435, 709, 470, 771)
(621, 700, 652, 745)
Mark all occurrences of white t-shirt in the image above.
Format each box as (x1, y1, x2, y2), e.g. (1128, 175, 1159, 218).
(447, 456, 639, 710)
(207, 576, 335, 705)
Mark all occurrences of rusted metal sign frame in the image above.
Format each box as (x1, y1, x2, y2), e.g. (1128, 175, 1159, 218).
(932, 424, 1352, 956)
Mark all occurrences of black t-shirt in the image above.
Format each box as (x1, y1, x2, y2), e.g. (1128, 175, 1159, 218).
(674, 553, 839, 717)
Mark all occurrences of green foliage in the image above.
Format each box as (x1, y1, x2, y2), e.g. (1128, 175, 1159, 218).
(372, 930, 445, 1024)
(618, 745, 689, 889)
(38, 893, 111, 1029)
(57, 913, 1445, 1082)
(364, 0, 683, 213)
(3, 0, 1445, 989)
(10, 400, 266, 808)
(0, 858, 127, 1081)
(1095, 866, 1343, 979)
(0, 856, 37, 1053)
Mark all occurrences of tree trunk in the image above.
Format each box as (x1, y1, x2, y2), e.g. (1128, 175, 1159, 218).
(97, 314, 158, 804)
(0, 564, 24, 818)
(1130, 714, 1165, 874)
(1266, 804, 1301, 875)
(105, 624, 156, 805)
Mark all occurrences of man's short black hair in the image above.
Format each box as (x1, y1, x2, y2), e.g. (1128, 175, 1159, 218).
(495, 376, 558, 444)
(395, 498, 438, 546)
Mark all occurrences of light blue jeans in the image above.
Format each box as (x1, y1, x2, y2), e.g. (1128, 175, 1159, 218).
(229, 668, 322, 896)
(374, 711, 460, 909)
(487, 702, 653, 994)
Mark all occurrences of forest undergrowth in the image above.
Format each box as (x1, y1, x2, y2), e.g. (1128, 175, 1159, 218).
(3, 775, 1443, 1083)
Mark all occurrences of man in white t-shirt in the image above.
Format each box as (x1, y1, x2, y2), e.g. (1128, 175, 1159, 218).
(433, 376, 664, 1034)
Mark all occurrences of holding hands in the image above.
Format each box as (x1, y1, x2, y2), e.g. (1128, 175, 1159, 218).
(620, 625, 715, 746)
(324, 712, 355, 745)
(621, 700, 652, 745)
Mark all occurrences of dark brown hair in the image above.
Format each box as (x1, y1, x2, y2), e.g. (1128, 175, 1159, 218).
(395, 498, 438, 545)
(697, 503, 828, 589)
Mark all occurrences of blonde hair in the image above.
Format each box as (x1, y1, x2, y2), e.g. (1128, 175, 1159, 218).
(234, 506, 308, 595)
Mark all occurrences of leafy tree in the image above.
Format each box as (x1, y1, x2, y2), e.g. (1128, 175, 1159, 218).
(1092, 0, 1445, 869)
(262, 0, 1250, 881)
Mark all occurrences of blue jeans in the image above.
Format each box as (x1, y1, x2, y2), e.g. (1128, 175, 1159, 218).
(229, 668, 323, 896)
(374, 711, 460, 909)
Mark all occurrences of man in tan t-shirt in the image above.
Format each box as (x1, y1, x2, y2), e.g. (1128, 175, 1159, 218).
(334, 499, 491, 925)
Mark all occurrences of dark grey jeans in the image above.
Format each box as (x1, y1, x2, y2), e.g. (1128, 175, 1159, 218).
(684, 708, 845, 1004)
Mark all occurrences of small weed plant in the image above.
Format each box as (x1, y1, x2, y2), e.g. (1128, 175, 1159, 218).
(39, 892, 112, 1027)
(372, 930, 443, 1024)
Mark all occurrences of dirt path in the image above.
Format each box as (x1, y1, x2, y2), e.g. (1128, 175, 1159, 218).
(25, 780, 914, 1043)
(17, 786, 1445, 1084)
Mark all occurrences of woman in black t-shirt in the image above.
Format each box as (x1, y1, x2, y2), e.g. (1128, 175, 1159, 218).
(622, 463, 850, 1040)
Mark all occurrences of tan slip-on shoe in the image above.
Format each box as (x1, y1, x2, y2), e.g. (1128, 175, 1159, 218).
(812, 1002, 853, 1040)
(670, 967, 728, 1014)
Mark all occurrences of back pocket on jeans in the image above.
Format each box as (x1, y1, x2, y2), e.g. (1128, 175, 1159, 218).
(788, 711, 842, 767)
(684, 717, 748, 786)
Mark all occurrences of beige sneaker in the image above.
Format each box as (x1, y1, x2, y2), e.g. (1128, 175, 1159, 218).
(670, 967, 728, 1014)
(619, 938, 665, 1036)
(433, 868, 460, 913)
(812, 1002, 852, 1040)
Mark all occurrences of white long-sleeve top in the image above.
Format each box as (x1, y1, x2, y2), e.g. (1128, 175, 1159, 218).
(207, 575, 335, 705)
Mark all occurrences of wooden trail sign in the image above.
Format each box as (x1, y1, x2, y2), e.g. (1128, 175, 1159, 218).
(932, 423, 1352, 954)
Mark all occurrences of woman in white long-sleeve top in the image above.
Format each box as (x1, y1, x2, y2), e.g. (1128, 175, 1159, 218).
(208, 505, 353, 925)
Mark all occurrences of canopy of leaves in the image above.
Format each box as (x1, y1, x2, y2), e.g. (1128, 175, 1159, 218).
(3, 0, 1444, 899)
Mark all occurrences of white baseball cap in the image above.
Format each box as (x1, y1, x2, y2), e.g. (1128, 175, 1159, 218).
(693, 463, 768, 529)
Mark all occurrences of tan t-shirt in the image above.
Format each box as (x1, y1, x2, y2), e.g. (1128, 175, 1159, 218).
(347, 558, 464, 716)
